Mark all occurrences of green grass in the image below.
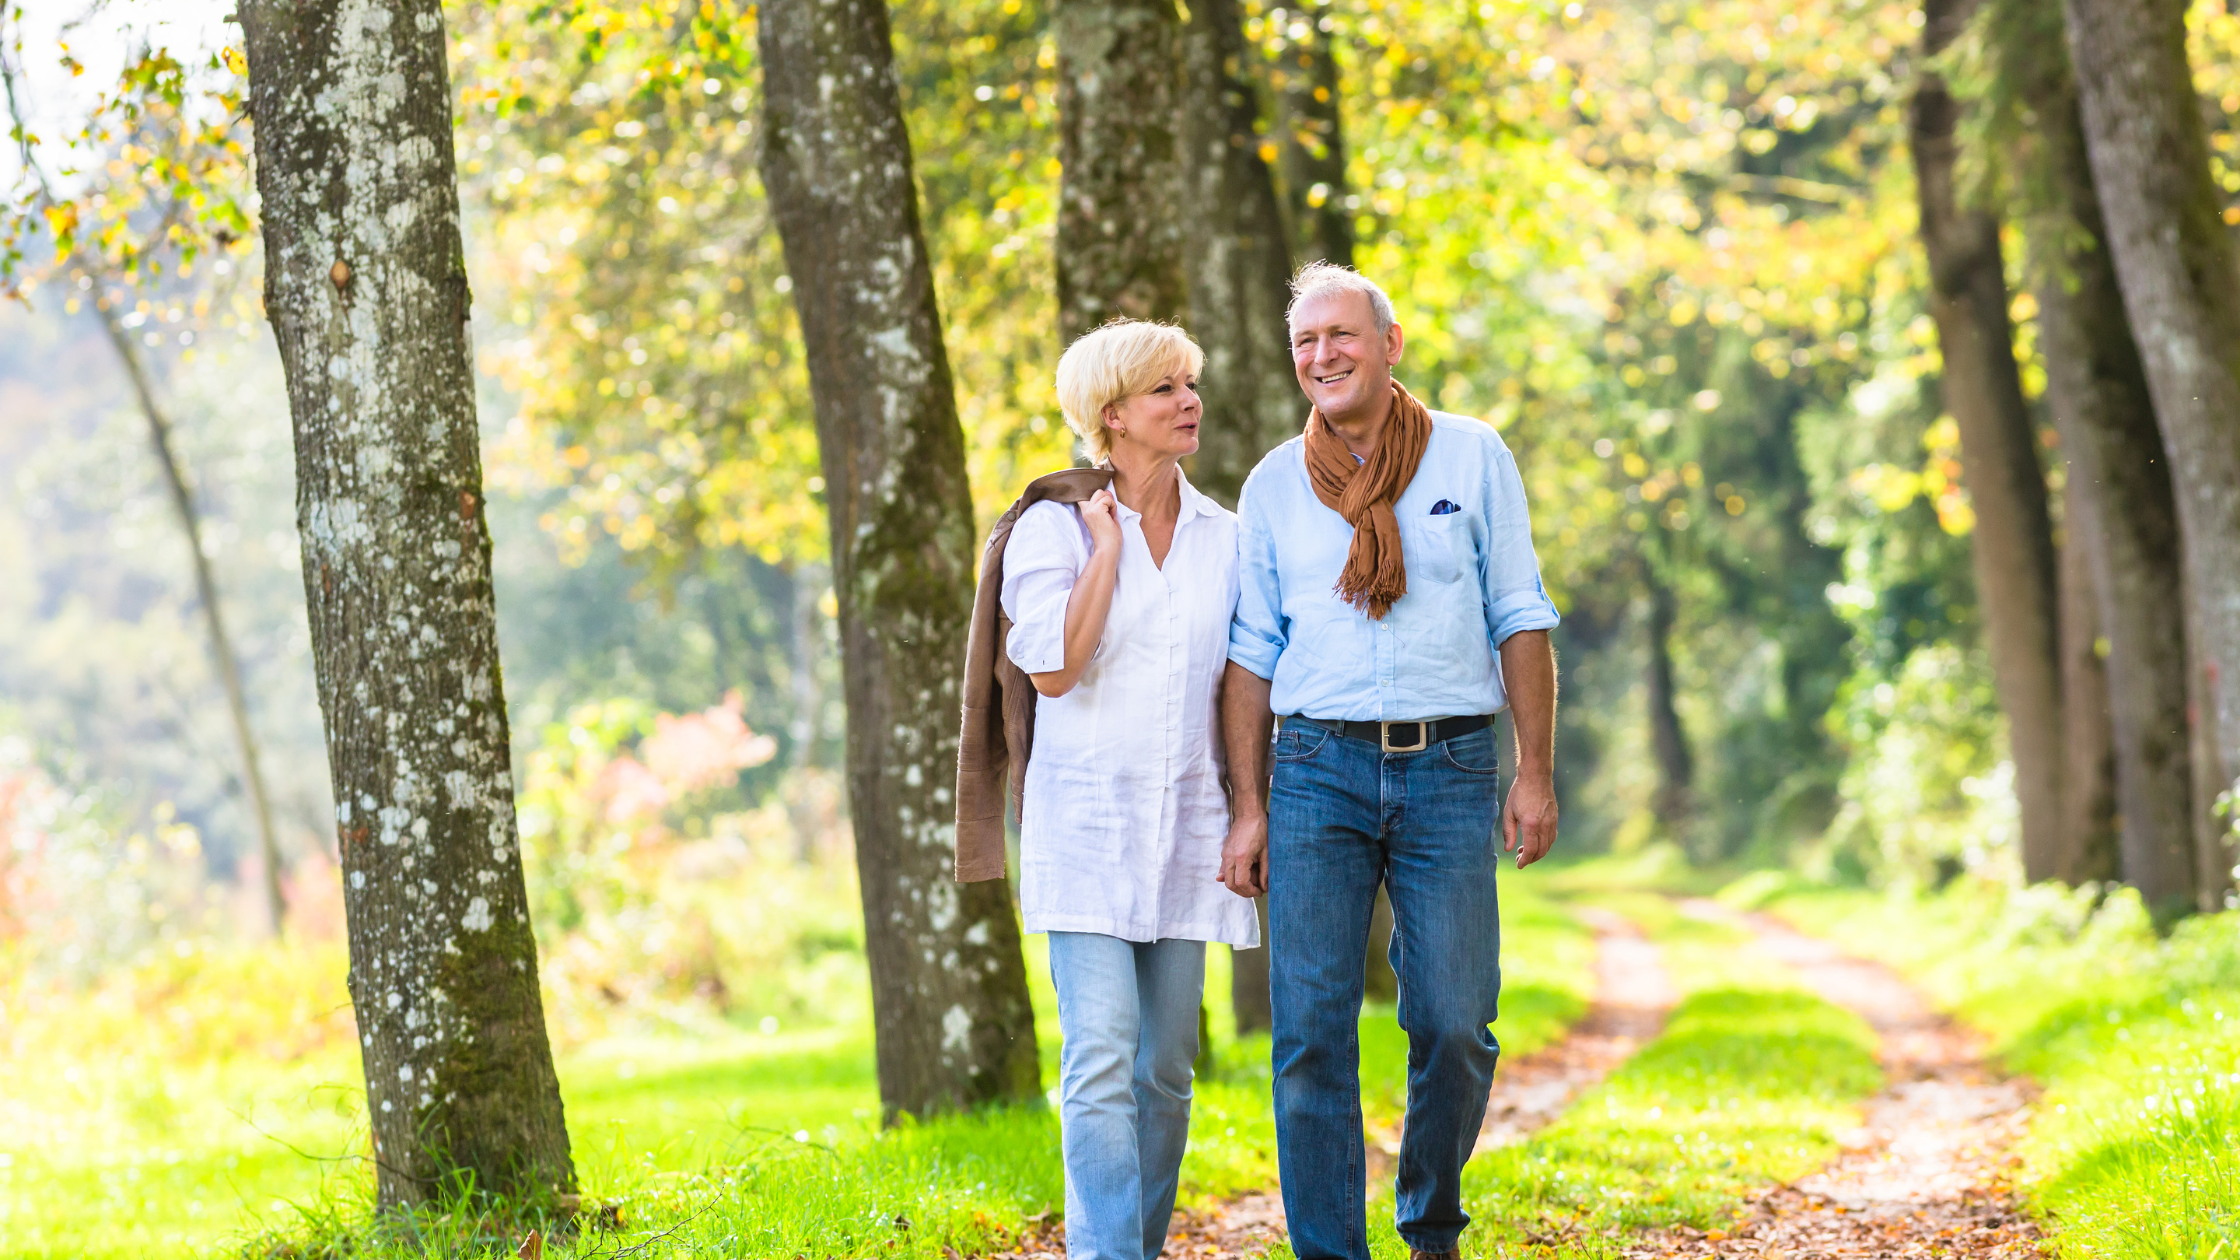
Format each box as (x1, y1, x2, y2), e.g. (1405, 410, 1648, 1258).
(1447, 892, 1882, 1258)
(1, 875, 1595, 1258)
(1759, 880, 2240, 1258)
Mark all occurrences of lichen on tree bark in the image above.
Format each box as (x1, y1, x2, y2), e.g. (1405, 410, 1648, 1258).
(237, 0, 573, 1207)
(758, 0, 1040, 1120)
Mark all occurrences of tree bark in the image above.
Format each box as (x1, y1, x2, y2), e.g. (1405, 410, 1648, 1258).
(2020, 67, 2193, 901)
(1273, 1, 1353, 270)
(237, 0, 572, 1207)
(95, 294, 289, 935)
(1178, 0, 1300, 506)
(758, 0, 1041, 1120)
(1054, 0, 1189, 341)
(1911, 0, 2065, 883)
(2053, 483, 2119, 884)
(2064, 0, 2240, 913)
(1644, 574, 1694, 829)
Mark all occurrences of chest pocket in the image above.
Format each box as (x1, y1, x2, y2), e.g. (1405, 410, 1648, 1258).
(1402, 512, 1469, 586)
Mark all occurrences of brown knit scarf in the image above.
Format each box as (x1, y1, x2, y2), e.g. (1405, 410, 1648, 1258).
(1304, 379, 1432, 620)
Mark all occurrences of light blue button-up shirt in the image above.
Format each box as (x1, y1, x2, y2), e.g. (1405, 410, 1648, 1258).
(1228, 409, 1561, 720)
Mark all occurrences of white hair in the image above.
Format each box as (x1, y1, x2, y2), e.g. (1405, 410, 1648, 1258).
(1286, 262, 1395, 335)
(1054, 320, 1205, 462)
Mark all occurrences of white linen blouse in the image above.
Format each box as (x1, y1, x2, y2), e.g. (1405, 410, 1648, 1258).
(1001, 470, 1259, 948)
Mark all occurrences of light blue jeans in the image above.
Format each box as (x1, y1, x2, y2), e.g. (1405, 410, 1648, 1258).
(1047, 932, 1206, 1260)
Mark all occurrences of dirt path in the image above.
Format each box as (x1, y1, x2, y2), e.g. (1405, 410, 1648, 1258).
(1619, 901, 2048, 1260)
(1150, 908, 1677, 1259)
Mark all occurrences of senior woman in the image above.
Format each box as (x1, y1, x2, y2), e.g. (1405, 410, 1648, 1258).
(1002, 319, 1257, 1260)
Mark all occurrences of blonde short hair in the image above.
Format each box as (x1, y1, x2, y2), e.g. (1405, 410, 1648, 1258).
(1055, 320, 1205, 462)
(1287, 261, 1396, 335)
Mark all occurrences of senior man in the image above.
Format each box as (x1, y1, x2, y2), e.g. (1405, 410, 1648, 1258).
(1216, 263, 1561, 1260)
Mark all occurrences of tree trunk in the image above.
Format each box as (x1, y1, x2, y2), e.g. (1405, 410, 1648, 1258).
(2064, 0, 2240, 914)
(2022, 68, 2194, 901)
(1644, 573, 1694, 830)
(2053, 485, 2119, 884)
(94, 300, 289, 934)
(237, 0, 572, 1207)
(1273, 1, 1353, 270)
(1231, 896, 1271, 1034)
(758, 0, 1041, 1120)
(1054, 0, 1189, 341)
(1911, 0, 2065, 883)
(1178, 0, 1300, 506)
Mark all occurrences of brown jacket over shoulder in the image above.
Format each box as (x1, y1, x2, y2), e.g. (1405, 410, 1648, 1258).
(954, 466, 1116, 882)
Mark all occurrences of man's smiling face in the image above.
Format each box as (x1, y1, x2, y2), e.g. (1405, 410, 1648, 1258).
(1289, 289, 1403, 422)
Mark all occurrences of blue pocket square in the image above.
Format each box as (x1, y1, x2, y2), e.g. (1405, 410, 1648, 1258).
(1428, 499, 1462, 515)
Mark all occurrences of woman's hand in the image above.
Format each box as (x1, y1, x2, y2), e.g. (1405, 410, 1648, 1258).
(1081, 488, 1122, 556)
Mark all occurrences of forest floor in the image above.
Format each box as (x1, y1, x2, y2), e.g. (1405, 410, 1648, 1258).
(1619, 901, 2048, 1260)
(996, 894, 2050, 1260)
(13, 868, 2240, 1258)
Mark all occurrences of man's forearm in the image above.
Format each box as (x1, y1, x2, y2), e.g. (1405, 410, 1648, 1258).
(1221, 660, 1275, 818)
(1499, 629, 1557, 775)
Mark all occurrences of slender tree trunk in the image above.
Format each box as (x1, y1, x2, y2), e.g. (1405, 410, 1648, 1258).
(93, 301, 288, 933)
(759, 0, 1041, 1119)
(1178, 0, 1300, 506)
(1054, 0, 1189, 341)
(1911, 0, 2065, 883)
(2064, 0, 2240, 913)
(238, 0, 572, 1206)
(2053, 485, 2119, 884)
(1273, 1, 1352, 269)
(1643, 574, 1694, 829)
(2022, 67, 2193, 901)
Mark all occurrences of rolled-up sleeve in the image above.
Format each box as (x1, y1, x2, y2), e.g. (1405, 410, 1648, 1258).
(1227, 475, 1287, 680)
(1002, 501, 1085, 675)
(1480, 442, 1561, 647)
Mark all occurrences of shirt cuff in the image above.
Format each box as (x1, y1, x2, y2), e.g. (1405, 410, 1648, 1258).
(1227, 631, 1281, 680)
(1488, 591, 1561, 647)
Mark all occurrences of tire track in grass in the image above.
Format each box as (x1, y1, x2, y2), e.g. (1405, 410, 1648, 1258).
(1625, 901, 2049, 1260)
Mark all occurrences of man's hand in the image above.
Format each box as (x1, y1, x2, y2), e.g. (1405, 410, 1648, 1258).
(1502, 770, 1558, 869)
(1219, 813, 1268, 897)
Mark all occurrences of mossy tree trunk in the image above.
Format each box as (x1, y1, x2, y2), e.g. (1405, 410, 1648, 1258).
(2005, 13, 2191, 897)
(1054, 0, 1189, 342)
(1911, 0, 2065, 883)
(2064, 0, 2240, 914)
(1179, 0, 1300, 507)
(758, 0, 1042, 1119)
(236, 0, 573, 1207)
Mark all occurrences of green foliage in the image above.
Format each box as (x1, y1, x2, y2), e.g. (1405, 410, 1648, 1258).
(1768, 881, 2240, 1259)
(0, 3, 253, 296)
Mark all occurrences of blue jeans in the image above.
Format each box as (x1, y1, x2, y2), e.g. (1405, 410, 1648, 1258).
(1048, 932, 1206, 1260)
(1267, 721, 1504, 1260)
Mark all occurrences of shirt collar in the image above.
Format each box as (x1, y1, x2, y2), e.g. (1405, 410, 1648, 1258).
(1100, 465, 1213, 525)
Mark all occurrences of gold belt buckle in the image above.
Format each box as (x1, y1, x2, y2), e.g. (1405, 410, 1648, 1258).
(1381, 720, 1430, 753)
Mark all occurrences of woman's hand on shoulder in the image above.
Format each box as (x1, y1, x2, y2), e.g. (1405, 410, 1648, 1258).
(1081, 488, 1122, 557)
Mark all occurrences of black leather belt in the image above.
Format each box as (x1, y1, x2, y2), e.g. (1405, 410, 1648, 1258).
(1284, 713, 1491, 754)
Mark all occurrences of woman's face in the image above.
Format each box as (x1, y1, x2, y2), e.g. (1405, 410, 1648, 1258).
(1105, 368, 1203, 461)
